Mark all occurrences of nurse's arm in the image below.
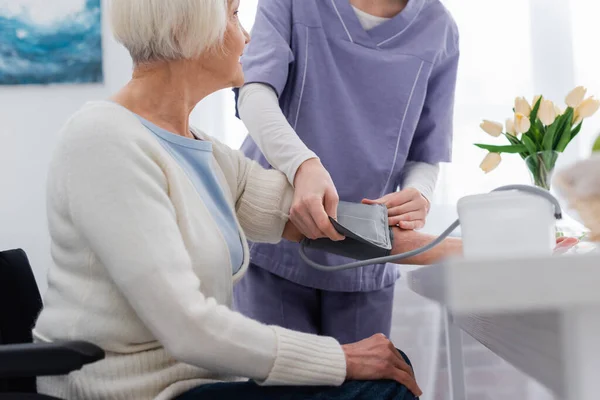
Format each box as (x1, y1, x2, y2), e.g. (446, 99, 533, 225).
(240, 84, 343, 242)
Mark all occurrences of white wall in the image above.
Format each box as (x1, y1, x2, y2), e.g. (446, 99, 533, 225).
(0, 0, 224, 292)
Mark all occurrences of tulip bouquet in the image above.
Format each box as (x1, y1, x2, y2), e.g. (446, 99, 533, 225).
(476, 86, 600, 190)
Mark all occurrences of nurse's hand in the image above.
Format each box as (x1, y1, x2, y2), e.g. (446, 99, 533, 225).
(362, 188, 430, 229)
(291, 159, 345, 241)
(342, 334, 423, 397)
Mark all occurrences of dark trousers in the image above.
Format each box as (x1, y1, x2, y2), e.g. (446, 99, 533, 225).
(175, 351, 417, 400)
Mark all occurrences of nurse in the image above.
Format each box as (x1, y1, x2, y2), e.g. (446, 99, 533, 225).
(234, 0, 459, 344)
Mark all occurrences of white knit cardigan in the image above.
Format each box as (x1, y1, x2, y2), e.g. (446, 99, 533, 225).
(33, 101, 346, 400)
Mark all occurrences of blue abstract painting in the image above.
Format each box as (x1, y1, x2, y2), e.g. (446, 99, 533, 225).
(0, 0, 103, 85)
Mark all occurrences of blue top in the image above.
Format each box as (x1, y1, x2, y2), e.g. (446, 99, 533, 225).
(237, 0, 459, 291)
(137, 116, 245, 275)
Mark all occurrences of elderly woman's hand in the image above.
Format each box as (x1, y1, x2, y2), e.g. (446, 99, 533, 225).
(553, 236, 579, 255)
(388, 228, 580, 265)
(290, 159, 345, 241)
(342, 334, 423, 397)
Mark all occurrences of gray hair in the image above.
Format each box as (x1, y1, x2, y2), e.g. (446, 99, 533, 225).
(109, 0, 229, 64)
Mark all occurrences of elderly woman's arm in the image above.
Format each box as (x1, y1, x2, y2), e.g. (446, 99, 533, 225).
(282, 220, 462, 263)
(234, 161, 295, 243)
(387, 229, 577, 263)
(286, 225, 575, 266)
(389, 228, 462, 264)
(211, 138, 296, 243)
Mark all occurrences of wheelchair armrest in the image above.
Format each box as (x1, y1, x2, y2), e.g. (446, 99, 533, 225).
(0, 341, 105, 378)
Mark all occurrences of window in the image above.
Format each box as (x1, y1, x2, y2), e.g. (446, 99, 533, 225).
(570, 0, 600, 153)
(436, 0, 536, 204)
(438, 0, 599, 204)
(190, 0, 258, 146)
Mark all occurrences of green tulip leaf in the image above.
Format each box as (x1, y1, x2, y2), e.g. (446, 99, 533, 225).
(474, 143, 528, 153)
(521, 135, 538, 157)
(556, 110, 575, 152)
(570, 122, 583, 141)
(543, 119, 560, 151)
(593, 134, 600, 152)
(530, 97, 542, 124)
(545, 108, 573, 151)
(504, 134, 527, 159)
(529, 123, 543, 146)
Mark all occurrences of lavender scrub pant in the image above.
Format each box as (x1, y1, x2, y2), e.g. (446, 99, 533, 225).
(233, 264, 395, 344)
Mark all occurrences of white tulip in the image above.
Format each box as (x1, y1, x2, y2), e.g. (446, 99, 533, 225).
(480, 152, 502, 174)
(514, 113, 531, 134)
(538, 99, 557, 126)
(480, 120, 503, 137)
(515, 97, 532, 117)
(505, 118, 516, 135)
(565, 86, 587, 108)
(574, 96, 600, 124)
(554, 104, 563, 116)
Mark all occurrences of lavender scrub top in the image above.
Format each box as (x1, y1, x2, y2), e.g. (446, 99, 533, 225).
(237, 0, 459, 292)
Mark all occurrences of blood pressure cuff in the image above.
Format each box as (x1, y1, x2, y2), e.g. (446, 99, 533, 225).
(302, 201, 394, 261)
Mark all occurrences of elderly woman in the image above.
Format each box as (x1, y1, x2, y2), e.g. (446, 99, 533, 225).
(33, 1, 428, 399)
(32, 1, 576, 399)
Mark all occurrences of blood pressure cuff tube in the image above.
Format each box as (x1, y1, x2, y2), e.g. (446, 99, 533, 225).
(302, 201, 394, 261)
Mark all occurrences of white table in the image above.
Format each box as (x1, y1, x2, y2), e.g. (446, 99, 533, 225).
(406, 246, 600, 400)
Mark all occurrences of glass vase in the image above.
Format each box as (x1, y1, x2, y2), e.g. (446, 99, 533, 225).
(525, 151, 559, 191)
(525, 151, 588, 240)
